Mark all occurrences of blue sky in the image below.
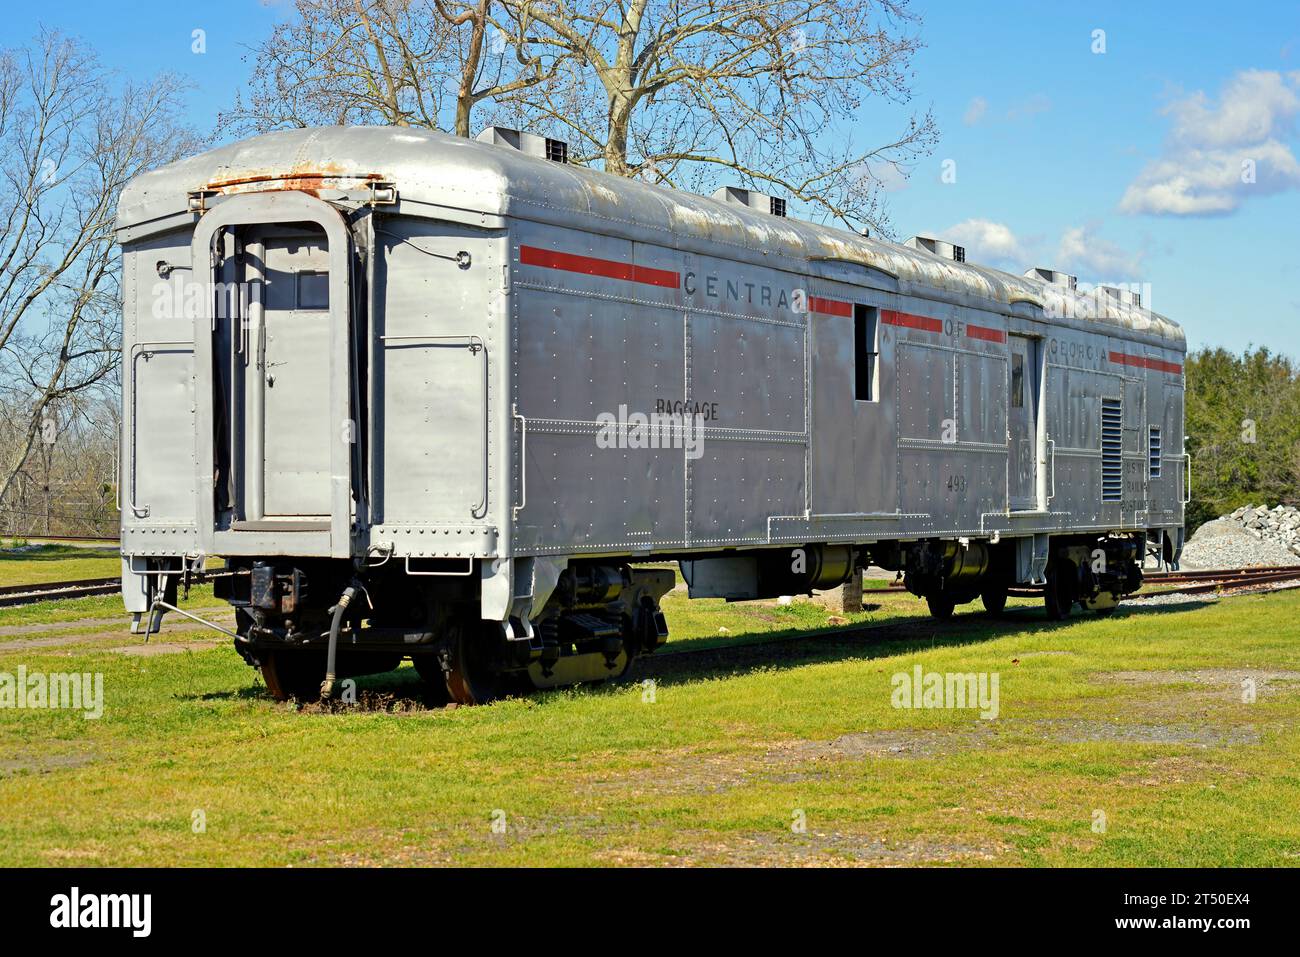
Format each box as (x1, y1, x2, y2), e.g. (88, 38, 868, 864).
(3, 0, 1297, 356)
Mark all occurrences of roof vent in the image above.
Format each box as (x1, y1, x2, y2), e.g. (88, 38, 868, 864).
(905, 236, 965, 263)
(1098, 284, 1142, 308)
(1024, 267, 1078, 290)
(713, 186, 787, 217)
(475, 126, 568, 163)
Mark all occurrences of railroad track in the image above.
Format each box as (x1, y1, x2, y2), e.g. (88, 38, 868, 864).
(5, 564, 1299, 612)
(882, 564, 1300, 598)
(644, 565, 1300, 677)
(0, 577, 123, 607)
(1128, 566, 1300, 597)
(1137, 565, 1300, 585)
(0, 572, 231, 608)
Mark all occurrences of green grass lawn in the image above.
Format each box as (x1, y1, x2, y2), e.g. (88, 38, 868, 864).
(0, 543, 121, 588)
(0, 581, 1298, 867)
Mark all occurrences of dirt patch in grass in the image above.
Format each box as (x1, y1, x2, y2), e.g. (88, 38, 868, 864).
(0, 618, 236, 653)
(312, 816, 1004, 867)
(1100, 669, 1300, 697)
(0, 618, 129, 639)
(1115, 754, 1251, 788)
(0, 607, 230, 638)
(0, 634, 117, 653)
(38, 847, 106, 862)
(584, 727, 996, 798)
(585, 747, 785, 796)
(605, 829, 1006, 867)
(784, 727, 996, 761)
(110, 640, 222, 657)
(1033, 719, 1260, 747)
(296, 688, 453, 715)
(309, 816, 612, 866)
(584, 679, 1274, 802)
(0, 750, 98, 778)
(700, 830, 1006, 866)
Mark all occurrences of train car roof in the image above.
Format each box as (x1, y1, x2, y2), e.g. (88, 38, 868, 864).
(119, 125, 1184, 349)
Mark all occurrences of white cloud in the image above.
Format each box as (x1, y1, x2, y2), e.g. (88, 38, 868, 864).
(927, 219, 1144, 280)
(1121, 69, 1300, 215)
(960, 94, 1047, 126)
(873, 162, 911, 194)
(1055, 224, 1145, 279)
(1005, 93, 1051, 122)
(1166, 69, 1300, 148)
(938, 218, 1029, 266)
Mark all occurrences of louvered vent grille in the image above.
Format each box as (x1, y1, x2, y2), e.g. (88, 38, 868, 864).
(1149, 426, 1162, 478)
(545, 138, 568, 163)
(1102, 398, 1123, 501)
(769, 196, 787, 217)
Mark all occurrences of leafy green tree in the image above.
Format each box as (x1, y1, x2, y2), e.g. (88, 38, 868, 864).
(1184, 346, 1300, 530)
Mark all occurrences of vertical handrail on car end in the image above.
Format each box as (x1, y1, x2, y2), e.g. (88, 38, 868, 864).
(512, 403, 527, 521)
(127, 340, 194, 519)
(1182, 450, 1192, 505)
(1047, 437, 1056, 503)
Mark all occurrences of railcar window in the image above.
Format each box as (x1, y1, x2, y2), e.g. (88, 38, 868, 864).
(296, 270, 329, 310)
(854, 305, 879, 402)
(1011, 353, 1024, 408)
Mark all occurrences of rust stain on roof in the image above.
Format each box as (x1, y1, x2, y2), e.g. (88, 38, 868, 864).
(202, 161, 386, 198)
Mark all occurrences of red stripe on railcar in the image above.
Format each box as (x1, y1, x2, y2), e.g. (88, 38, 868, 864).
(965, 323, 1006, 343)
(809, 296, 853, 317)
(882, 309, 943, 334)
(1108, 351, 1182, 374)
(519, 245, 680, 289)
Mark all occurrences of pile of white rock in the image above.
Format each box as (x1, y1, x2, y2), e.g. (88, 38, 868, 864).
(1179, 504, 1300, 569)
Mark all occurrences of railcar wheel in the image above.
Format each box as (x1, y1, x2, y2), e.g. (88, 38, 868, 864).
(443, 618, 520, 706)
(412, 654, 452, 706)
(260, 650, 326, 702)
(1043, 560, 1076, 621)
(981, 584, 1009, 616)
(607, 651, 638, 684)
(259, 649, 403, 702)
(926, 593, 956, 620)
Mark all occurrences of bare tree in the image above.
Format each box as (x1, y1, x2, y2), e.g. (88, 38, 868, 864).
(0, 30, 198, 512)
(491, 0, 936, 230)
(0, 385, 121, 537)
(228, 1, 934, 231)
(223, 0, 551, 137)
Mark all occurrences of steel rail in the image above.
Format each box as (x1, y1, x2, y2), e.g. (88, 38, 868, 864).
(0, 571, 234, 608)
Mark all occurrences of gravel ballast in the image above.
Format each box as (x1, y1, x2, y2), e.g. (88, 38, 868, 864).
(1179, 504, 1300, 569)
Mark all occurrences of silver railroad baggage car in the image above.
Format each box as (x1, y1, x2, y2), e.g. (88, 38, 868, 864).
(116, 126, 1187, 703)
